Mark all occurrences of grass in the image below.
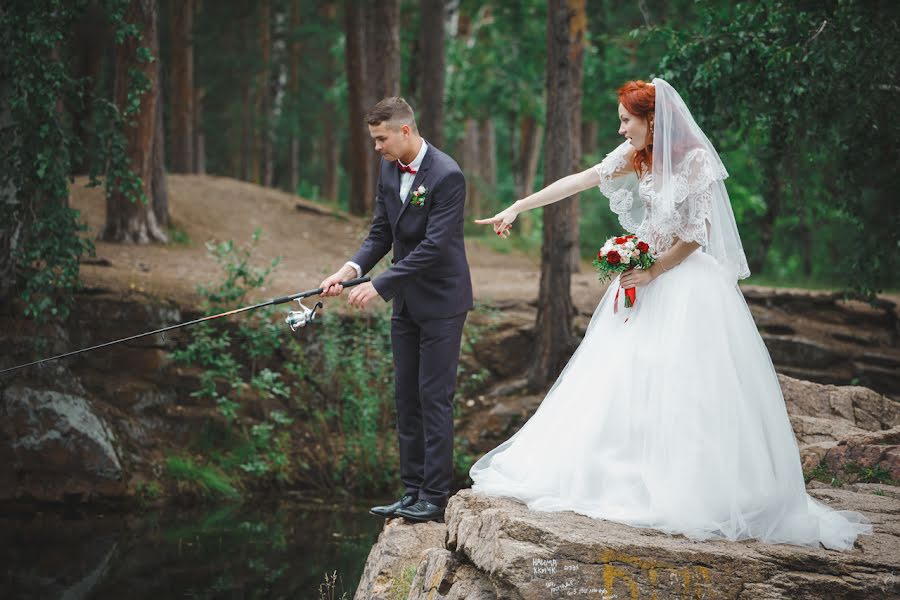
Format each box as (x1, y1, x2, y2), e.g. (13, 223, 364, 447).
(390, 564, 419, 600)
(804, 461, 843, 487)
(845, 462, 896, 485)
(166, 224, 192, 246)
(165, 455, 241, 500)
(805, 460, 897, 487)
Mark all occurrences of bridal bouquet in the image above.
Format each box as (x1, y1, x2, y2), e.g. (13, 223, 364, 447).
(593, 235, 655, 312)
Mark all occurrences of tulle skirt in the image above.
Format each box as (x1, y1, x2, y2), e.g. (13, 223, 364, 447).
(469, 251, 872, 551)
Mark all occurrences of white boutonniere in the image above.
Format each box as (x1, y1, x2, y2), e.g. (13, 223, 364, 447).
(410, 185, 428, 207)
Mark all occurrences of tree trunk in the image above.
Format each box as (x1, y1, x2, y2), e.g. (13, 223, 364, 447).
(258, 0, 273, 187)
(170, 0, 194, 173)
(515, 115, 543, 200)
(345, 0, 373, 215)
(580, 119, 597, 157)
(0, 75, 19, 300)
(419, 0, 446, 147)
(460, 118, 480, 217)
(101, 0, 167, 244)
(371, 0, 401, 99)
(239, 11, 252, 181)
(71, 3, 108, 174)
(151, 62, 170, 228)
(318, 3, 340, 201)
(288, 0, 301, 193)
(478, 118, 496, 213)
(528, 0, 586, 389)
(193, 86, 205, 174)
(752, 123, 785, 274)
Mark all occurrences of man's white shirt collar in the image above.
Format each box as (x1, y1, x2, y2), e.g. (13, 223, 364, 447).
(400, 139, 428, 172)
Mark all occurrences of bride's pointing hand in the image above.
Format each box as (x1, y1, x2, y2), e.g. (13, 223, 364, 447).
(474, 207, 518, 239)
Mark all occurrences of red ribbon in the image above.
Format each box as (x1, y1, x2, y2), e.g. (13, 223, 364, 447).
(613, 284, 636, 314)
(614, 266, 638, 315)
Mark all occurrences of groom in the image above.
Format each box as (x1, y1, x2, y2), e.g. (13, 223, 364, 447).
(319, 97, 473, 522)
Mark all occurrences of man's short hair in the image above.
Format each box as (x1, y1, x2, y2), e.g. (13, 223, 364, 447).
(366, 97, 418, 132)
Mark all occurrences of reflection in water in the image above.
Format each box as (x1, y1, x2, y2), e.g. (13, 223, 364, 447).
(0, 499, 382, 599)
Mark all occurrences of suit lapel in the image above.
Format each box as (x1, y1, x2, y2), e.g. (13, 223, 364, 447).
(396, 148, 434, 224)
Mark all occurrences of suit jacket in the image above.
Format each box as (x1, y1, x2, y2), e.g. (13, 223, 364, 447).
(350, 144, 474, 320)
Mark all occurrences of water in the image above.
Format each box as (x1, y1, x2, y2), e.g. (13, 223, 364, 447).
(0, 498, 383, 599)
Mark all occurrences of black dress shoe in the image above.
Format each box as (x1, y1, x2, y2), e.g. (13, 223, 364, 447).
(394, 499, 445, 522)
(369, 494, 417, 518)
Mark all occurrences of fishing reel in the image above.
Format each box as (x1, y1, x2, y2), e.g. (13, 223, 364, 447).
(285, 299, 324, 331)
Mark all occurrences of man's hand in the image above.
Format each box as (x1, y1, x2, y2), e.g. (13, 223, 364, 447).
(319, 264, 358, 297)
(347, 281, 380, 309)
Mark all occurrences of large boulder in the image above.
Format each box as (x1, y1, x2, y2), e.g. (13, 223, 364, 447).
(353, 517, 447, 600)
(779, 374, 900, 437)
(407, 548, 499, 600)
(0, 385, 124, 502)
(356, 485, 900, 599)
(444, 488, 899, 599)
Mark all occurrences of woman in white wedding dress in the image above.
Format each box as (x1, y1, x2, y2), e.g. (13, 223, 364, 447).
(470, 78, 872, 551)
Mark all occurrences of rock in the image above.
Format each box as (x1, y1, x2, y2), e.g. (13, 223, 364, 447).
(407, 548, 501, 599)
(471, 313, 534, 379)
(779, 374, 900, 435)
(819, 426, 900, 484)
(0, 385, 123, 502)
(765, 335, 845, 368)
(443, 488, 900, 599)
(353, 518, 447, 600)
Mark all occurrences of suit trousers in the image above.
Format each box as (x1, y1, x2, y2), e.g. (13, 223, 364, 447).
(391, 304, 467, 507)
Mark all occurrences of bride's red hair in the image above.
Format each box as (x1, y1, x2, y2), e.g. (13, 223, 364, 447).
(617, 80, 655, 176)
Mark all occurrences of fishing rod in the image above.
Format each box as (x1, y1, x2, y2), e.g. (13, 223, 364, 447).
(0, 276, 371, 376)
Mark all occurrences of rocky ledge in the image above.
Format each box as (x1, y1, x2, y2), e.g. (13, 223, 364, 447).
(357, 373, 900, 599)
(355, 486, 899, 600)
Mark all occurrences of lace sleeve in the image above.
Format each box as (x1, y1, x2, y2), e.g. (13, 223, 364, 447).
(650, 148, 727, 249)
(593, 141, 643, 234)
(594, 141, 636, 192)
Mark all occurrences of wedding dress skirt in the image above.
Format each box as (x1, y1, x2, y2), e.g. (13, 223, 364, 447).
(470, 251, 872, 551)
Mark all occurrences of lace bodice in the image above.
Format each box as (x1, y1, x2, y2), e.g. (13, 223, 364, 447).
(595, 142, 726, 256)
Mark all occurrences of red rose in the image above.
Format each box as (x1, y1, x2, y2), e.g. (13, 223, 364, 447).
(625, 235, 636, 239)
(615, 236, 627, 244)
(597, 251, 603, 260)
(636, 241, 649, 253)
(606, 250, 621, 264)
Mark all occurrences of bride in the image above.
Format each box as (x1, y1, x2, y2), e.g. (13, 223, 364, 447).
(470, 78, 871, 551)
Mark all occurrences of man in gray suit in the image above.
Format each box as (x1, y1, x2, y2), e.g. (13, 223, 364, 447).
(320, 97, 473, 522)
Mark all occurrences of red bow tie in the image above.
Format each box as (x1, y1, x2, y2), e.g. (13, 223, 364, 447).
(397, 162, 417, 174)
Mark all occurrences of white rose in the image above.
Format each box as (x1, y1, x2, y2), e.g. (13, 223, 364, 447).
(632, 249, 640, 257)
(417, 185, 426, 194)
(625, 241, 635, 250)
(621, 254, 631, 264)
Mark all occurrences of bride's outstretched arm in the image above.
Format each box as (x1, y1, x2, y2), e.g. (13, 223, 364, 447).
(474, 167, 601, 237)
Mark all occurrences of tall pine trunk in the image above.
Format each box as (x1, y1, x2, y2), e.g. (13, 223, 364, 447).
(257, 0, 272, 187)
(0, 75, 18, 300)
(514, 114, 543, 235)
(193, 85, 205, 173)
(752, 122, 785, 274)
(101, 0, 167, 244)
(460, 118, 480, 217)
(371, 0, 400, 99)
(169, 0, 194, 173)
(152, 59, 169, 228)
(288, 0, 301, 193)
(418, 0, 446, 147)
(345, 0, 373, 215)
(528, 0, 586, 388)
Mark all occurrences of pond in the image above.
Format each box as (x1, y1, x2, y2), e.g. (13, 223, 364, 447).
(0, 497, 383, 599)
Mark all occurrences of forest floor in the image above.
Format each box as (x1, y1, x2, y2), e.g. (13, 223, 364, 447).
(70, 174, 898, 313)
